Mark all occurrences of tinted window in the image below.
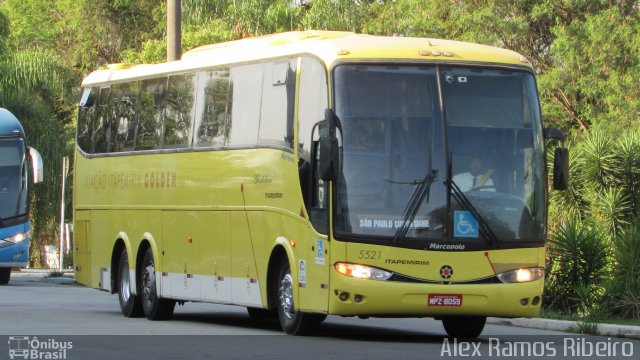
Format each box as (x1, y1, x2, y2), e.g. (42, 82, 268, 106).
(111, 82, 139, 152)
(77, 87, 98, 152)
(333, 65, 446, 240)
(137, 78, 167, 150)
(228, 64, 263, 146)
(194, 69, 232, 148)
(0, 138, 27, 219)
(164, 74, 196, 148)
(92, 87, 111, 153)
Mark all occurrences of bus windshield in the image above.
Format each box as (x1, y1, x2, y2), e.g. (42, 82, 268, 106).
(0, 138, 27, 220)
(333, 64, 546, 249)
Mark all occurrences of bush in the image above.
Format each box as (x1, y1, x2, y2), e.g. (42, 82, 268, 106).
(604, 219, 640, 319)
(544, 217, 609, 314)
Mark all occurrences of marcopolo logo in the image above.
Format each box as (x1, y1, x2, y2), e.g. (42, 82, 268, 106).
(440, 265, 454, 280)
(8, 336, 72, 360)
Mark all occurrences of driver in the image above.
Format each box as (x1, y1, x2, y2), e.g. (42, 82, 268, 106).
(452, 155, 495, 192)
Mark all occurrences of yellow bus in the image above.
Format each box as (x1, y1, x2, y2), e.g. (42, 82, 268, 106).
(74, 30, 568, 337)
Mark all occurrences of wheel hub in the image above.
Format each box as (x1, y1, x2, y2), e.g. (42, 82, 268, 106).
(142, 264, 156, 306)
(120, 260, 131, 302)
(278, 270, 295, 319)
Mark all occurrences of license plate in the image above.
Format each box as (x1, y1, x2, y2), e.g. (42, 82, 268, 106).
(428, 294, 462, 307)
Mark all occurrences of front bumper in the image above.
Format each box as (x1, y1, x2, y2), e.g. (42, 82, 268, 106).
(328, 269, 543, 318)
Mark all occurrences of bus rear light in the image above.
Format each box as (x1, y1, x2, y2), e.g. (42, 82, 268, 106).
(334, 262, 392, 281)
(496, 267, 544, 283)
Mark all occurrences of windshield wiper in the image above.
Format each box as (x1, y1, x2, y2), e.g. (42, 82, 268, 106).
(446, 157, 499, 248)
(393, 169, 438, 243)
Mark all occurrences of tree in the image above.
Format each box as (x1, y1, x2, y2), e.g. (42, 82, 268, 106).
(2, 0, 160, 71)
(0, 45, 75, 266)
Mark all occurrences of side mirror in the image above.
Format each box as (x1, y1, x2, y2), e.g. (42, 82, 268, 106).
(319, 136, 338, 181)
(29, 147, 44, 183)
(319, 109, 339, 181)
(553, 147, 569, 190)
(544, 127, 565, 142)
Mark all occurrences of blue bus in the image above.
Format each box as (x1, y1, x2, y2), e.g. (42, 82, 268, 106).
(0, 108, 43, 285)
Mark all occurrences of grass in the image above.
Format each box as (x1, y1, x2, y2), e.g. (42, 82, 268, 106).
(540, 309, 640, 327)
(47, 271, 65, 278)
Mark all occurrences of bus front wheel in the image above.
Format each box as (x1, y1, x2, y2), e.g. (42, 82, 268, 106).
(276, 260, 325, 335)
(117, 249, 143, 317)
(0, 268, 11, 285)
(441, 316, 486, 338)
(140, 248, 175, 320)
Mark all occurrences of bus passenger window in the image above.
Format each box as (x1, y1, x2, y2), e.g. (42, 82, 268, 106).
(78, 87, 98, 153)
(137, 78, 166, 150)
(195, 69, 231, 148)
(111, 81, 139, 152)
(228, 64, 263, 146)
(258, 60, 296, 149)
(164, 74, 196, 148)
(92, 87, 111, 153)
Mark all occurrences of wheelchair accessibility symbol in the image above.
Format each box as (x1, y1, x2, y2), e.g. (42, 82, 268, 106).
(454, 211, 479, 238)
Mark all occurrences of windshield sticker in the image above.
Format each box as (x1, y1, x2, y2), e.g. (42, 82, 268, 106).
(358, 218, 430, 230)
(454, 211, 479, 238)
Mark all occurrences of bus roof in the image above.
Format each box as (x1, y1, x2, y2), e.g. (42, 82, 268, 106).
(0, 108, 25, 137)
(82, 30, 533, 86)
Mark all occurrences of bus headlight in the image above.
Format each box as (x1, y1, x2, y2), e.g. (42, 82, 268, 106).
(12, 233, 26, 243)
(496, 267, 544, 283)
(0, 232, 28, 248)
(334, 262, 392, 281)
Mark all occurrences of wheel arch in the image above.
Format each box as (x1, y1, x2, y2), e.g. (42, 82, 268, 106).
(135, 232, 160, 296)
(267, 237, 296, 310)
(110, 235, 131, 295)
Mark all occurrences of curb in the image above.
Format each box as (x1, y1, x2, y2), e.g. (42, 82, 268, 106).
(11, 270, 76, 285)
(488, 317, 640, 340)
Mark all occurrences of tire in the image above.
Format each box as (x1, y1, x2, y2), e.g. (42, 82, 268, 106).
(441, 316, 486, 338)
(276, 260, 325, 335)
(140, 247, 175, 320)
(0, 268, 11, 285)
(118, 249, 143, 317)
(247, 307, 278, 320)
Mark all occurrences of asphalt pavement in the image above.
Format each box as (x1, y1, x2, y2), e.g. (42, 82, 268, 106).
(10, 269, 640, 339)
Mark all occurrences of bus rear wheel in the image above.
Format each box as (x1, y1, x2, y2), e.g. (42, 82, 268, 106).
(441, 316, 486, 338)
(141, 248, 175, 320)
(117, 249, 143, 317)
(0, 268, 11, 285)
(276, 259, 325, 335)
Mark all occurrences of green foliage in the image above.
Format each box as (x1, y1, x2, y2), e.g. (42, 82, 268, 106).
(0, 49, 75, 267)
(302, 0, 363, 32)
(544, 217, 609, 314)
(610, 131, 640, 217)
(545, 127, 640, 320)
(571, 283, 606, 334)
(604, 220, 640, 319)
(540, 5, 640, 132)
(362, 0, 463, 38)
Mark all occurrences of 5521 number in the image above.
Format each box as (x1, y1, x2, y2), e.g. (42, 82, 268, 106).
(358, 250, 381, 260)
